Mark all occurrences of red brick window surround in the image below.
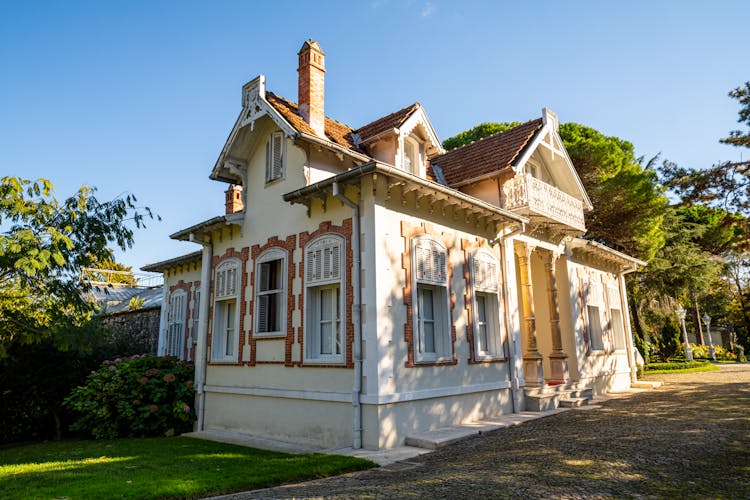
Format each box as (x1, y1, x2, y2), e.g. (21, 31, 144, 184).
(249, 235, 296, 367)
(298, 219, 354, 368)
(462, 239, 508, 364)
(402, 221, 457, 368)
(208, 247, 249, 365)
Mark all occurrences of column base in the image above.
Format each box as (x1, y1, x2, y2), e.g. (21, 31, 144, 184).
(523, 353, 544, 386)
(547, 352, 569, 384)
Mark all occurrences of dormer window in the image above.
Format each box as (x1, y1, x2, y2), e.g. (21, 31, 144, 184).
(403, 137, 421, 176)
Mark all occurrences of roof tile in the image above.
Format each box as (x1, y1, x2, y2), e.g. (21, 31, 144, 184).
(429, 119, 543, 186)
(266, 92, 357, 150)
(353, 103, 420, 142)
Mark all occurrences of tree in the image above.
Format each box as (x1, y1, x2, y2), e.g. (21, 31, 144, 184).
(0, 177, 157, 355)
(721, 81, 750, 148)
(82, 253, 138, 286)
(443, 122, 522, 151)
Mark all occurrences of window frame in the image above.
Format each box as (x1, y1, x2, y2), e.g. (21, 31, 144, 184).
(166, 289, 187, 359)
(212, 259, 241, 362)
(265, 131, 286, 184)
(402, 136, 423, 176)
(584, 278, 606, 353)
(303, 234, 346, 364)
(253, 248, 288, 338)
(608, 283, 627, 351)
(411, 235, 452, 364)
(470, 250, 505, 360)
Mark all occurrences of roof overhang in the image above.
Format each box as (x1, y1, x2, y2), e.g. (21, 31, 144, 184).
(568, 238, 646, 273)
(169, 214, 243, 243)
(513, 120, 594, 211)
(141, 250, 203, 273)
(284, 161, 528, 229)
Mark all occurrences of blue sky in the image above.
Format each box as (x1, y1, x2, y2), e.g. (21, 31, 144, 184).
(2, 1, 748, 270)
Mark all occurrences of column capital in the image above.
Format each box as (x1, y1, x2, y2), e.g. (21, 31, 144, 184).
(513, 241, 535, 261)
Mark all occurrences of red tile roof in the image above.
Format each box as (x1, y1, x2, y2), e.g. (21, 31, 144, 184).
(266, 92, 358, 150)
(353, 103, 420, 142)
(429, 119, 543, 186)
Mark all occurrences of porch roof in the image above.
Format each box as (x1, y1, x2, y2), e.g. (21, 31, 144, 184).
(169, 214, 243, 243)
(568, 238, 646, 272)
(283, 161, 528, 228)
(141, 250, 203, 273)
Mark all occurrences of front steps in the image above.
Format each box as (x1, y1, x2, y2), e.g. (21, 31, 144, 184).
(524, 382, 593, 412)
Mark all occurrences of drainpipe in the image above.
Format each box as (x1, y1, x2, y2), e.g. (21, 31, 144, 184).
(500, 223, 525, 414)
(191, 233, 213, 432)
(332, 181, 363, 449)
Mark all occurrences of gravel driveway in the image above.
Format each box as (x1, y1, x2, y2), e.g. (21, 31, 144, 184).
(234, 364, 750, 499)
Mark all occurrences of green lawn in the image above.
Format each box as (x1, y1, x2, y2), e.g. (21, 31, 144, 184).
(0, 437, 376, 499)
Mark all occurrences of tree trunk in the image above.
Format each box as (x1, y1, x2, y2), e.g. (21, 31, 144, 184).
(627, 281, 645, 340)
(730, 268, 750, 348)
(692, 295, 705, 345)
(52, 408, 62, 441)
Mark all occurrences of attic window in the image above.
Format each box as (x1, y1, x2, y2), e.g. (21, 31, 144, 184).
(265, 131, 285, 183)
(403, 137, 421, 176)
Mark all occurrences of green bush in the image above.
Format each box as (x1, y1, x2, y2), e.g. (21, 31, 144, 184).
(634, 335, 656, 364)
(65, 355, 196, 439)
(655, 317, 681, 362)
(644, 360, 710, 371)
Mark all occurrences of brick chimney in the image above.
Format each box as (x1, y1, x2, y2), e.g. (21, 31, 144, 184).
(297, 39, 326, 137)
(225, 184, 244, 214)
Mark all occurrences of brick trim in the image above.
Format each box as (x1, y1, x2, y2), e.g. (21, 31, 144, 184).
(297, 219, 354, 368)
(207, 247, 249, 366)
(249, 235, 297, 366)
(461, 238, 508, 365)
(401, 221, 458, 368)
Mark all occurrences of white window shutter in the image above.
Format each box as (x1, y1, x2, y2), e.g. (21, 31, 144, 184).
(473, 254, 498, 291)
(305, 237, 343, 285)
(272, 133, 283, 179)
(265, 140, 271, 181)
(415, 239, 446, 284)
(257, 295, 268, 332)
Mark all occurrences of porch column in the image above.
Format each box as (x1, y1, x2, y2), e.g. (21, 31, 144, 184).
(514, 241, 544, 386)
(542, 249, 569, 383)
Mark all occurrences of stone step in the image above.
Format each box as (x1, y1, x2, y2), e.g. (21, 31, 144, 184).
(558, 397, 589, 408)
(631, 381, 663, 389)
(525, 393, 560, 412)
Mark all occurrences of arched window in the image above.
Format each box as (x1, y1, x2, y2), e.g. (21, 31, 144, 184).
(412, 235, 451, 362)
(166, 290, 187, 359)
(304, 234, 345, 363)
(254, 248, 288, 337)
(471, 250, 504, 359)
(212, 259, 241, 361)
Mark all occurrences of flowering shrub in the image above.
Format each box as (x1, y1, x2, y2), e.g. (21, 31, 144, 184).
(689, 343, 737, 361)
(64, 355, 196, 439)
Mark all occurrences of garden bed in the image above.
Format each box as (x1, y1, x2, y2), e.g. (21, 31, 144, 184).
(643, 360, 719, 374)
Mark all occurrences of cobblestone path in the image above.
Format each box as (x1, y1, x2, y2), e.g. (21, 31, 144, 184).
(230, 364, 750, 499)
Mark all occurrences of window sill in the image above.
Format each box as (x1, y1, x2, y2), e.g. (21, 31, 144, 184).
(264, 176, 285, 187)
(254, 332, 287, 340)
(209, 359, 240, 365)
(303, 357, 346, 366)
(470, 355, 507, 364)
(412, 356, 457, 367)
(586, 350, 608, 357)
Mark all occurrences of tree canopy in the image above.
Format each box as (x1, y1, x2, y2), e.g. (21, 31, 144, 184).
(0, 177, 157, 355)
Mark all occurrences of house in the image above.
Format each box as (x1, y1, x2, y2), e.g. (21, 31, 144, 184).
(142, 39, 645, 450)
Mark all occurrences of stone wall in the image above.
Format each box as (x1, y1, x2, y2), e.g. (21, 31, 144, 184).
(100, 307, 161, 355)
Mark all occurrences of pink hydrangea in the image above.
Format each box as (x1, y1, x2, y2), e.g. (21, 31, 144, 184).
(108, 365, 116, 371)
(140, 376, 148, 385)
(150, 404, 159, 413)
(145, 368, 158, 377)
(163, 373, 176, 383)
(183, 405, 190, 413)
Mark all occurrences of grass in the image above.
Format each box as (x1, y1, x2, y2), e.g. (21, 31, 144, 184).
(0, 437, 376, 499)
(643, 360, 720, 374)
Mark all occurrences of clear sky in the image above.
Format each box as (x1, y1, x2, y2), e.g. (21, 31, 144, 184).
(2, 1, 748, 270)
